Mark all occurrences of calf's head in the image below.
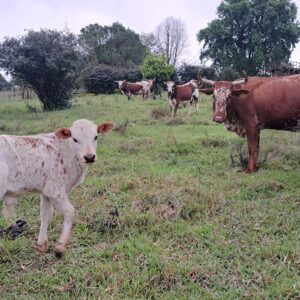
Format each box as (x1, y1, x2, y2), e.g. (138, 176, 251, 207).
(55, 119, 114, 164)
(199, 78, 249, 123)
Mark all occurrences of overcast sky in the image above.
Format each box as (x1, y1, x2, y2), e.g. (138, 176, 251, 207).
(1, 0, 300, 73)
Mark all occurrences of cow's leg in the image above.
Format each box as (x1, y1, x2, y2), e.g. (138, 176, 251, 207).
(168, 99, 175, 116)
(37, 195, 53, 253)
(52, 195, 75, 258)
(188, 101, 193, 116)
(2, 196, 18, 220)
(245, 127, 260, 173)
(194, 98, 199, 114)
(173, 103, 179, 117)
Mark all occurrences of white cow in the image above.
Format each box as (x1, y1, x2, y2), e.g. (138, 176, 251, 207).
(0, 119, 114, 257)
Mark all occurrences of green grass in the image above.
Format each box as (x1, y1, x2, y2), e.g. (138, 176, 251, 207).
(0, 93, 299, 299)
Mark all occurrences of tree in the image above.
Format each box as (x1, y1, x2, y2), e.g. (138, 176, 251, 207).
(0, 73, 7, 90)
(177, 64, 200, 83)
(79, 22, 147, 68)
(197, 0, 300, 75)
(143, 17, 188, 66)
(141, 54, 175, 95)
(0, 29, 81, 110)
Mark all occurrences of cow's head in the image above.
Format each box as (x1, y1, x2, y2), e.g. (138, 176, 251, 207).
(115, 80, 126, 89)
(199, 77, 249, 123)
(55, 119, 114, 165)
(164, 81, 175, 98)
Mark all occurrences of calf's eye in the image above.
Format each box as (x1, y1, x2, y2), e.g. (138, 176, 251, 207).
(73, 138, 78, 143)
(94, 136, 98, 141)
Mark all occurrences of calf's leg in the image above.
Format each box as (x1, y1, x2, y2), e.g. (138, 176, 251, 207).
(52, 195, 75, 258)
(37, 195, 53, 253)
(2, 196, 18, 220)
(0, 162, 8, 201)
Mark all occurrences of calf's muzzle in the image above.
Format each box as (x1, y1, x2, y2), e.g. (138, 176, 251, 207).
(84, 154, 96, 163)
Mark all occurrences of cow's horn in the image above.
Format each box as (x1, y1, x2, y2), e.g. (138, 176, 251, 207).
(232, 79, 245, 86)
(198, 69, 215, 86)
(202, 78, 216, 86)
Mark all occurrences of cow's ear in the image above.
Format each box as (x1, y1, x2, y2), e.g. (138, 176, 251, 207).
(55, 128, 71, 139)
(199, 88, 214, 95)
(98, 122, 115, 134)
(232, 89, 249, 98)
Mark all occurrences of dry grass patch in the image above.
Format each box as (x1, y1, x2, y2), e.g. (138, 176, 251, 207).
(150, 107, 169, 119)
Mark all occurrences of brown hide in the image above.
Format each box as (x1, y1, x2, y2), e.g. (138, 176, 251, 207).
(126, 83, 143, 93)
(174, 83, 195, 101)
(232, 76, 300, 131)
(120, 82, 143, 100)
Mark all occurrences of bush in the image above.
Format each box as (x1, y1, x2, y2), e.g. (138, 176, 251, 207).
(82, 64, 142, 94)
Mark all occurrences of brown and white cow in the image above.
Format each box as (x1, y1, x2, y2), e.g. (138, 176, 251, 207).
(165, 80, 199, 116)
(0, 119, 114, 257)
(115, 80, 145, 100)
(199, 75, 300, 173)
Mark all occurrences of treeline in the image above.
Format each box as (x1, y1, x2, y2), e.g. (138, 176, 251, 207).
(0, 0, 299, 110)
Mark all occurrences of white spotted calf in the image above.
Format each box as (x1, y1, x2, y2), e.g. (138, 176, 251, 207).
(0, 119, 114, 257)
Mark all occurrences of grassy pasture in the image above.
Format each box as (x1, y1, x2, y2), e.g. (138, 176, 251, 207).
(0, 93, 299, 299)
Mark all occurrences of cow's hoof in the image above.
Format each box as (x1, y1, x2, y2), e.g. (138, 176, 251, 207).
(244, 168, 258, 174)
(54, 244, 65, 259)
(37, 241, 48, 253)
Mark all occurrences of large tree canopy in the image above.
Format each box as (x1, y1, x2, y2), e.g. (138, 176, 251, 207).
(0, 29, 81, 110)
(197, 0, 300, 75)
(79, 22, 147, 68)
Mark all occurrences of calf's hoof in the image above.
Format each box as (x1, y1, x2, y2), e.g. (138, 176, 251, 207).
(37, 241, 48, 253)
(54, 244, 66, 259)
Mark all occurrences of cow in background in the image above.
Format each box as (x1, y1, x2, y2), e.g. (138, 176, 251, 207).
(137, 79, 155, 99)
(199, 74, 300, 172)
(115, 79, 155, 100)
(115, 80, 144, 100)
(165, 80, 199, 116)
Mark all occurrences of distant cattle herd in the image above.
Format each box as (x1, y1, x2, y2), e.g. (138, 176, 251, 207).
(0, 72, 299, 257)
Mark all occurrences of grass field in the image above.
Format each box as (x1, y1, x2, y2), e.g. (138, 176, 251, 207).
(0, 93, 299, 299)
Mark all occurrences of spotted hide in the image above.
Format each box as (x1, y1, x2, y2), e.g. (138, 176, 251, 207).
(0, 119, 114, 257)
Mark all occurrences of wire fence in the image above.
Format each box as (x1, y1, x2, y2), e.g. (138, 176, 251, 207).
(0, 86, 36, 101)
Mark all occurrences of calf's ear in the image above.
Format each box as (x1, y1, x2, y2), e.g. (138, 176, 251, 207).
(98, 122, 115, 134)
(55, 128, 71, 139)
(199, 88, 214, 95)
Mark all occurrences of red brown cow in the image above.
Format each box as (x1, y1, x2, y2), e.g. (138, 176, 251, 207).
(115, 80, 144, 100)
(166, 80, 199, 116)
(199, 75, 300, 173)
